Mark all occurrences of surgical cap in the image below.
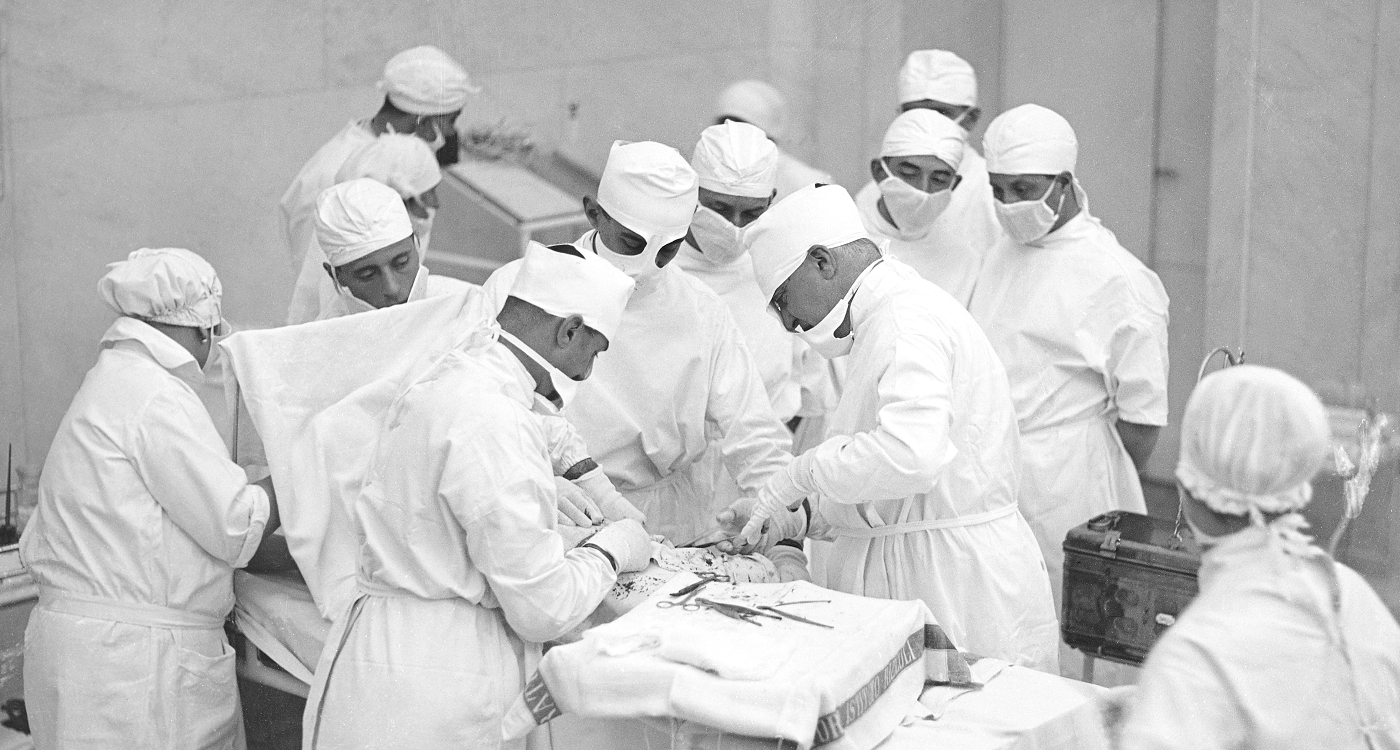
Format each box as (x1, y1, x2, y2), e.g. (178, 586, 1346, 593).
(1177, 365, 1331, 517)
(510, 242, 635, 342)
(336, 133, 441, 200)
(691, 121, 779, 199)
(898, 50, 977, 107)
(315, 178, 414, 268)
(596, 140, 699, 247)
(744, 184, 868, 302)
(983, 104, 1078, 175)
(379, 45, 479, 117)
(880, 109, 966, 169)
(716, 80, 789, 141)
(99, 247, 222, 329)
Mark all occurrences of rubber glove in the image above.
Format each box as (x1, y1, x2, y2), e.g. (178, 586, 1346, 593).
(764, 544, 812, 583)
(554, 476, 603, 527)
(740, 466, 809, 546)
(574, 467, 647, 523)
(585, 519, 653, 573)
(716, 496, 806, 555)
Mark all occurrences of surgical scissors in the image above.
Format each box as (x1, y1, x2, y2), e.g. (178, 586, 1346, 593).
(656, 576, 721, 610)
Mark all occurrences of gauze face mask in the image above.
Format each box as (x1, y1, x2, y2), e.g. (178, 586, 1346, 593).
(796, 259, 883, 358)
(593, 232, 666, 283)
(688, 206, 747, 265)
(994, 178, 1066, 244)
(410, 208, 435, 255)
(497, 329, 580, 409)
(877, 163, 953, 238)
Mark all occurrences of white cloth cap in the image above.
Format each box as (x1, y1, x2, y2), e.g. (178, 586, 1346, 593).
(378, 45, 479, 116)
(716, 80, 789, 141)
(596, 141, 699, 246)
(336, 133, 442, 200)
(898, 50, 978, 107)
(510, 242, 635, 342)
(315, 178, 414, 267)
(983, 104, 1078, 175)
(99, 247, 222, 329)
(744, 184, 868, 302)
(691, 121, 779, 199)
(1176, 365, 1331, 517)
(880, 109, 966, 168)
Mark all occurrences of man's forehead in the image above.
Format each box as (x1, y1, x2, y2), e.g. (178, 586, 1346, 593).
(886, 154, 956, 173)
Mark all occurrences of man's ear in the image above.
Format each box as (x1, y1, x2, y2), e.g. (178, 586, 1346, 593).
(555, 314, 586, 348)
(809, 245, 839, 280)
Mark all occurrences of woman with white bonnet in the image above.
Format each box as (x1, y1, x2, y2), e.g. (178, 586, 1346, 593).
(1119, 365, 1400, 749)
(21, 248, 281, 748)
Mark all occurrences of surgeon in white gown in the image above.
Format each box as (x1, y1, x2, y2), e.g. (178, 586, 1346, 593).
(1120, 366, 1400, 749)
(288, 133, 462, 324)
(474, 141, 793, 545)
(304, 243, 652, 750)
(23, 248, 278, 749)
(279, 46, 474, 274)
(715, 80, 832, 199)
(730, 185, 1059, 670)
(969, 105, 1170, 624)
(672, 121, 835, 429)
(311, 177, 474, 321)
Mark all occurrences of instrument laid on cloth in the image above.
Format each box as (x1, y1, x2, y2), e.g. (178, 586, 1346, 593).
(1061, 510, 1201, 666)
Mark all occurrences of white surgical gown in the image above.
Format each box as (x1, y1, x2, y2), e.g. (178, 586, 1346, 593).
(476, 233, 792, 544)
(805, 258, 1059, 671)
(774, 149, 833, 200)
(1121, 527, 1400, 749)
(968, 210, 1169, 611)
(854, 147, 1002, 307)
(21, 317, 270, 750)
(279, 120, 376, 268)
(672, 240, 834, 423)
(303, 330, 616, 750)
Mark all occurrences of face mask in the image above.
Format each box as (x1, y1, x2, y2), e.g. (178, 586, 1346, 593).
(795, 259, 883, 358)
(877, 163, 953, 238)
(592, 232, 665, 282)
(688, 206, 747, 265)
(410, 208, 435, 255)
(994, 179, 1066, 244)
(497, 329, 580, 409)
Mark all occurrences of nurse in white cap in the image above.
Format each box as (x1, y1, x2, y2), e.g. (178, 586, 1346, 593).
(729, 184, 1059, 670)
(969, 105, 1170, 649)
(288, 135, 474, 323)
(715, 79, 833, 199)
(475, 140, 793, 546)
(22, 248, 279, 749)
(304, 243, 650, 750)
(673, 121, 835, 430)
(311, 177, 473, 321)
(279, 45, 477, 270)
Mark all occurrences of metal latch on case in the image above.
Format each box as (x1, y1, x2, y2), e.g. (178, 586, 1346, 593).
(1099, 530, 1121, 558)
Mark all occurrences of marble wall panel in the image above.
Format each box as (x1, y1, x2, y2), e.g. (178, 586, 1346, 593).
(811, 48, 867, 189)
(1241, 0, 1373, 395)
(1001, 0, 1160, 261)
(1361, 0, 1400, 409)
(899, 0, 1004, 137)
(0, 198, 28, 467)
(4, 0, 324, 121)
(859, 0, 906, 164)
(1152, 0, 1218, 271)
(814, 0, 870, 52)
(1149, 262, 1209, 479)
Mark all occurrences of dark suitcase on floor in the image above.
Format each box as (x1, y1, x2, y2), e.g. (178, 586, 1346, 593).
(1061, 510, 1203, 665)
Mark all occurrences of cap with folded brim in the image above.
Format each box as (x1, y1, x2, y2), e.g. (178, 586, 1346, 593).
(378, 45, 480, 116)
(596, 140, 699, 247)
(510, 241, 636, 342)
(99, 247, 223, 329)
(880, 109, 965, 168)
(316, 178, 415, 267)
(898, 50, 977, 107)
(744, 184, 868, 302)
(983, 103, 1078, 175)
(691, 121, 778, 199)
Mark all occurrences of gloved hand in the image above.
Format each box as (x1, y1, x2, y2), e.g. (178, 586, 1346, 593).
(739, 468, 809, 547)
(554, 476, 603, 527)
(764, 544, 812, 583)
(586, 519, 653, 573)
(715, 496, 806, 555)
(574, 468, 647, 523)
